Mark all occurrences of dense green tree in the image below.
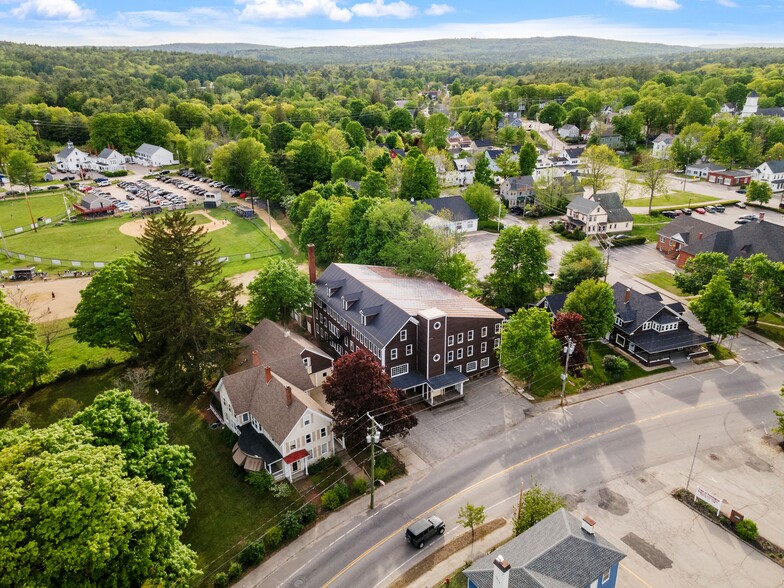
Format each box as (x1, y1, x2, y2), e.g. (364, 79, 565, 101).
(611, 112, 643, 148)
(500, 307, 560, 389)
(670, 136, 702, 168)
(565, 106, 591, 130)
(71, 257, 140, 351)
(359, 170, 390, 199)
(73, 389, 196, 526)
(553, 242, 606, 292)
(488, 225, 550, 309)
(513, 481, 567, 536)
(0, 291, 49, 396)
(474, 154, 494, 186)
(538, 102, 567, 128)
(436, 252, 477, 293)
(714, 129, 748, 168)
(133, 212, 242, 396)
(285, 140, 335, 193)
(689, 270, 745, 345)
(88, 110, 180, 155)
(400, 152, 438, 201)
(358, 103, 389, 129)
(344, 120, 367, 149)
(388, 107, 414, 133)
(331, 155, 367, 181)
(563, 279, 615, 340)
(518, 142, 538, 176)
(287, 188, 324, 227)
(423, 112, 450, 150)
(210, 137, 266, 190)
(674, 252, 732, 295)
(300, 200, 336, 264)
(0, 418, 198, 586)
(462, 184, 498, 221)
(746, 179, 772, 204)
(7, 149, 38, 189)
(249, 157, 290, 204)
(580, 145, 619, 194)
(269, 122, 297, 151)
(246, 258, 314, 325)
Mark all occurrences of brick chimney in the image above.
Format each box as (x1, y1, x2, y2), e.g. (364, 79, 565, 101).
(582, 515, 596, 535)
(493, 555, 511, 588)
(307, 243, 317, 284)
(759, 212, 765, 222)
(251, 350, 260, 367)
(624, 288, 631, 304)
(265, 366, 272, 383)
(284, 386, 292, 406)
(697, 232, 703, 241)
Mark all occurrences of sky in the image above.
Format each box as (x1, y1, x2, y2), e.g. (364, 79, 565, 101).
(1, 0, 784, 48)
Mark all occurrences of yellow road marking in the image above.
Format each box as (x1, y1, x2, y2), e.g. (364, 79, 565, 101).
(323, 390, 772, 587)
(621, 563, 656, 588)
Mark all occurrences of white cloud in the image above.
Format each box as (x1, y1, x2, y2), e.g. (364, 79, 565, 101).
(11, 0, 92, 20)
(424, 3, 454, 16)
(621, 0, 681, 9)
(351, 0, 417, 18)
(716, 0, 738, 6)
(238, 0, 353, 22)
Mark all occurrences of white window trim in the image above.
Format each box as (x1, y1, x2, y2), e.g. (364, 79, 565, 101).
(391, 364, 408, 377)
(466, 361, 477, 373)
(400, 329, 407, 341)
(406, 344, 413, 356)
(447, 351, 454, 362)
(448, 335, 454, 346)
(390, 348, 398, 360)
(480, 357, 490, 369)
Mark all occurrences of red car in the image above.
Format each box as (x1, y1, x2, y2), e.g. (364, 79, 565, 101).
(695, 207, 706, 214)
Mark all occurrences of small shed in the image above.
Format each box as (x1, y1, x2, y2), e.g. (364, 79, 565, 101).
(235, 206, 254, 218)
(204, 192, 222, 209)
(12, 267, 35, 281)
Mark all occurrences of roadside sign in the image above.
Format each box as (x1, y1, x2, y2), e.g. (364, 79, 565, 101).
(695, 485, 723, 516)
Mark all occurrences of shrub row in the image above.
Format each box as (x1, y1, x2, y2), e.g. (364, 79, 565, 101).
(611, 236, 646, 247)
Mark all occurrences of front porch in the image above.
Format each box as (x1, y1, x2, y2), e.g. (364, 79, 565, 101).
(392, 368, 469, 408)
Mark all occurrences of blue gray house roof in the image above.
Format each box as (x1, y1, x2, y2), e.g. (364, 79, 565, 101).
(422, 196, 478, 222)
(592, 192, 633, 224)
(463, 508, 625, 588)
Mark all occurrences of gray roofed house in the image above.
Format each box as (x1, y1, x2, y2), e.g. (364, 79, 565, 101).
(133, 143, 178, 167)
(534, 292, 568, 317)
(679, 217, 784, 264)
(216, 365, 337, 481)
(652, 133, 675, 159)
(463, 508, 625, 588)
(753, 159, 784, 191)
(421, 196, 479, 233)
(611, 282, 711, 365)
(313, 263, 504, 406)
(500, 175, 536, 207)
(236, 319, 333, 390)
(685, 161, 725, 179)
(565, 192, 633, 236)
(655, 215, 725, 262)
(54, 140, 89, 172)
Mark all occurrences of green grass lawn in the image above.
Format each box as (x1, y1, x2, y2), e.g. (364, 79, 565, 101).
(36, 318, 131, 379)
(747, 322, 784, 347)
(638, 271, 685, 297)
(625, 191, 720, 208)
(631, 214, 669, 242)
(0, 192, 79, 230)
(1, 206, 283, 277)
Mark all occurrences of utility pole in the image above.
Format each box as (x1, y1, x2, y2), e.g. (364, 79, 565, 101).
(0, 226, 10, 260)
(560, 337, 575, 407)
(23, 190, 37, 233)
(267, 199, 272, 233)
(686, 435, 701, 493)
(496, 200, 502, 232)
(366, 412, 383, 510)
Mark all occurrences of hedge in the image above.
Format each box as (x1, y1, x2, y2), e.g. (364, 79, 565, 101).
(611, 236, 646, 247)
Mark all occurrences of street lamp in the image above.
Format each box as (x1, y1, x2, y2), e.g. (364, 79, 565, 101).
(366, 413, 383, 510)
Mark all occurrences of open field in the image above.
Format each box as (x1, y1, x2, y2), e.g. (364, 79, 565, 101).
(1, 206, 282, 275)
(0, 191, 79, 230)
(625, 191, 720, 208)
(631, 214, 669, 242)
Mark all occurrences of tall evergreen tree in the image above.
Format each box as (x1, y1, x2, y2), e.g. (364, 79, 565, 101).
(133, 212, 242, 396)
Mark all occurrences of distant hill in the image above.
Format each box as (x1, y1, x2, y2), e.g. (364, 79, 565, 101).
(138, 37, 703, 65)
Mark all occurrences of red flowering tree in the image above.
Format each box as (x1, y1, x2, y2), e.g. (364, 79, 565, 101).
(322, 349, 418, 446)
(552, 311, 587, 374)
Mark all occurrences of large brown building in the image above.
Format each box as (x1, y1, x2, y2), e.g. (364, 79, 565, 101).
(312, 263, 504, 407)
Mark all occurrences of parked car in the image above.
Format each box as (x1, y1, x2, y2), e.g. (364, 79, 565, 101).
(739, 214, 758, 220)
(735, 202, 747, 209)
(706, 206, 717, 213)
(682, 208, 693, 215)
(662, 210, 678, 218)
(735, 218, 751, 224)
(405, 516, 445, 549)
(47, 185, 60, 191)
(695, 208, 706, 214)
(736, 187, 747, 194)
(612, 234, 631, 240)
(715, 205, 725, 213)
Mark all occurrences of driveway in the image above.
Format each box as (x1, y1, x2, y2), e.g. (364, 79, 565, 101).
(403, 374, 532, 466)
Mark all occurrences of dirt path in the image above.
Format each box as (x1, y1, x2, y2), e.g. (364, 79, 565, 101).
(3, 277, 90, 321)
(118, 209, 230, 238)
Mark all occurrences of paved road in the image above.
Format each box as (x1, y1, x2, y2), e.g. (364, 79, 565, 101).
(238, 348, 784, 588)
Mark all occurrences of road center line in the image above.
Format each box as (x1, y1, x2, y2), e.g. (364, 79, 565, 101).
(322, 389, 773, 588)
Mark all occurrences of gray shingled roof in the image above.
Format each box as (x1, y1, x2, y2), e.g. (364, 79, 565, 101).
(422, 196, 478, 222)
(656, 216, 724, 244)
(315, 263, 501, 349)
(535, 292, 568, 317)
(613, 282, 682, 334)
(97, 148, 122, 159)
(592, 192, 633, 224)
(563, 147, 584, 159)
(463, 509, 625, 588)
(503, 176, 535, 191)
(653, 133, 675, 144)
(757, 108, 784, 118)
(567, 197, 602, 215)
(687, 162, 725, 172)
(761, 159, 784, 174)
(220, 367, 327, 446)
(236, 319, 331, 391)
(684, 219, 784, 262)
(56, 145, 77, 159)
(135, 143, 166, 156)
